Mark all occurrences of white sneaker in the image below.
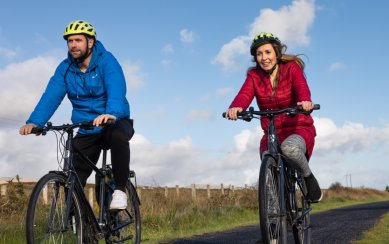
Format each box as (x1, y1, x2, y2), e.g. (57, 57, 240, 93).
(109, 190, 127, 210)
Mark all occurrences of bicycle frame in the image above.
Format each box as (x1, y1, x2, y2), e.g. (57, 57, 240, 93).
(54, 127, 107, 238)
(264, 110, 313, 226)
(224, 105, 319, 243)
(49, 125, 135, 239)
(27, 121, 141, 244)
(263, 113, 288, 223)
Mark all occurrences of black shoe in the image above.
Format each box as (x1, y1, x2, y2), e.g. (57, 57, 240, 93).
(304, 173, 323, 203)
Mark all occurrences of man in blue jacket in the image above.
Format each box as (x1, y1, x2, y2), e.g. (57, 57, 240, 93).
(19, 20, 134, 210)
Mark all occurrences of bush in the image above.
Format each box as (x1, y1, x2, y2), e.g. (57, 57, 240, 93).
(329, 181, 343, 190)
(0, 175, 28, 215)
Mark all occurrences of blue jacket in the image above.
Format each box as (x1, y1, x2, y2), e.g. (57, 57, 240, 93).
(26, 41, 130, 134)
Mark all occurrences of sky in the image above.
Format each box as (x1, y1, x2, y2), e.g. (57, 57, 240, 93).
(1, 0, 389, 190)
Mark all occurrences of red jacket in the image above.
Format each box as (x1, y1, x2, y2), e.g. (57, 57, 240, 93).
(229, 61, 316, 159)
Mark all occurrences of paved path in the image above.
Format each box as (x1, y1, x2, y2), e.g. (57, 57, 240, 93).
(167, 201, 389, 244)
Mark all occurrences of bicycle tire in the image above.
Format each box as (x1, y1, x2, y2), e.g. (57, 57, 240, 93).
(259, 156, 288, 243)
(291, 178, 311, 244)
(106, 180, 141, 244)
(26, 172, 84, 244)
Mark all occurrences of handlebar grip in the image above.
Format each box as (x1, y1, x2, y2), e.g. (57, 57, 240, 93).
(31, 127, 45, 134)
(313, 104, 320, 110)
(222, 112, 227, 118)
(100, 119, 115, 126)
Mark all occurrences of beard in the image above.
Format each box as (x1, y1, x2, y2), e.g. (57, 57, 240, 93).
(70, 46, 91, 63)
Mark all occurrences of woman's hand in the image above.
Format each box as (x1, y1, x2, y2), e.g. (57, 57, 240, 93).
(297, 101, 314, 112)
(225, 107, 243, 120)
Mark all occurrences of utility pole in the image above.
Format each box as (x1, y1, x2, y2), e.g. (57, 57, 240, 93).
(345, 174, 352, 188)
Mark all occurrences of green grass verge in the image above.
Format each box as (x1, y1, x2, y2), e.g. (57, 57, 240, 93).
(141, 206, 259, 243)
(354, 211, 389, 244)
(311, 199, 389, 213)
(0, 224, 26, 244)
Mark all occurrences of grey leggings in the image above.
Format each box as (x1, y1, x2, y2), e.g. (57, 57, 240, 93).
(280, 134, 311, 177)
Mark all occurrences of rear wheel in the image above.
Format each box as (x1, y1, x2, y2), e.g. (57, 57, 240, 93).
(26, 172, 84, 243)
(259, 156, 287, 243)
(291, 177, 311, 244)
(107, 181, 141, 244)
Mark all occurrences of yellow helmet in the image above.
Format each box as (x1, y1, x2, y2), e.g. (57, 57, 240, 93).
(250, 32, 281, 56)
(63, 20, 96, 40)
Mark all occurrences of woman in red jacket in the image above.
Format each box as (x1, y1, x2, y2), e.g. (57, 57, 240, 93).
(225, 32, 322, 202)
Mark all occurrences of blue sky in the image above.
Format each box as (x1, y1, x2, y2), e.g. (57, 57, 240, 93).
(1, 0, 389, 190)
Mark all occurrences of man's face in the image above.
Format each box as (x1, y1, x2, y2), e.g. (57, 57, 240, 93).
(66, 34, 93, 59)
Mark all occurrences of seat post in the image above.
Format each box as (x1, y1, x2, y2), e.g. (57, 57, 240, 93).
(102, 149, 107, 168)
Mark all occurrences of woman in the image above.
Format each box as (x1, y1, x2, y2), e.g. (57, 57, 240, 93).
(225, 32, 322, 202)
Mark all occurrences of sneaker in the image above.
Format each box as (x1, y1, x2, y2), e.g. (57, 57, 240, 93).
(109, 190, 127, 210)
(304, 173, 323, 203)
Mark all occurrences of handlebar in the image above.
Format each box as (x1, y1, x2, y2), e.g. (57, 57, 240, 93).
(222, 104, 320, 122)
(31, 120, 115, 135)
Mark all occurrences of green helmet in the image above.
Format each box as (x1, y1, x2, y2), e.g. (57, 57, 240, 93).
(63, 20, 96, 40)
(250, 32, 281, 56)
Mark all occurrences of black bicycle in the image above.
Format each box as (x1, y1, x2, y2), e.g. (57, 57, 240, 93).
(25, 121, 141, 244)
(224, 104, 319, 244)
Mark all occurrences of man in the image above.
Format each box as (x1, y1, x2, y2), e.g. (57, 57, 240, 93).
(19, 20, 134, 209)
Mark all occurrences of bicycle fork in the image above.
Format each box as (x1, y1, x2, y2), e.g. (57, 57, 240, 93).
(277, 156, 287, 219)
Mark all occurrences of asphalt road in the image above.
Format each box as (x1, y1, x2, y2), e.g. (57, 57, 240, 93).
(167, 201, 389, 244)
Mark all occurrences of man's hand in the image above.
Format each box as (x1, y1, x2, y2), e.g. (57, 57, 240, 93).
(93, 114, 116, 127)
(19, 123, 37, 135)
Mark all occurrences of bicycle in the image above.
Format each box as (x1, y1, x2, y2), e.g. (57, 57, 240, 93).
(25, 120, 141, 244)
(224, 104, 320, 244)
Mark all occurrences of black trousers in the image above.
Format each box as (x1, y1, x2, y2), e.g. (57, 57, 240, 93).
(73, 118, 135, 191)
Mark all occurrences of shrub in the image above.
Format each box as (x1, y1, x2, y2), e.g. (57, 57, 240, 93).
(0, 175, 28, 215)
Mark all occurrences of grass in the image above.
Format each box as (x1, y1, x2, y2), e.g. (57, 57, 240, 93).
(354, 212, 389, 244)
(1, 179, 389, 244)
(138, 186, 259, 243)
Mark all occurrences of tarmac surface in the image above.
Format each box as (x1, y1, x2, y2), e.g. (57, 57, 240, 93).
(167, 201, 389, 244)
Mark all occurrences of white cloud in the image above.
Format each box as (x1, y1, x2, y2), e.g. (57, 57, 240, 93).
(0, 55, 59, 122)
(216, 87, 234, 97)
(122, 62, 146, 92)
(212, 36, 251, 70)
(0, 130, 61, 180)
(180, 29, 197, 44)
(329, 62, 347, 72)
(0, 47, 18, 58)
(314, 117, 389, 155)
(214, 0, 316, 70)
(161, 59, 173, 69)
(184, 109, 214, 122)
(161, 44, 174, 54)
(249, 0, 315, 46)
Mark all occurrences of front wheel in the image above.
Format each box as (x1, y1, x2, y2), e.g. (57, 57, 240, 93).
(259, 156, 287, 243)
(26, 172, 84, 243)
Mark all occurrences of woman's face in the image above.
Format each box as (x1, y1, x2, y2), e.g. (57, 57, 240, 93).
(255, 43, 277, 72)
